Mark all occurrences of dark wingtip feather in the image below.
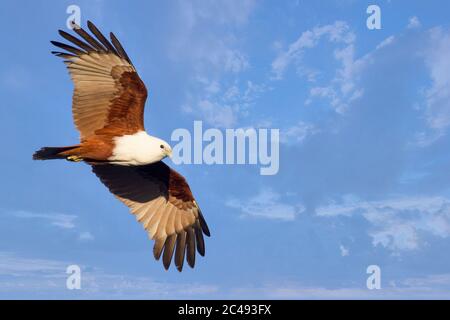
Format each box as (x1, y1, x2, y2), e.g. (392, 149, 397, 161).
(153, 238, 165, 261)
(72, 24, 106, 52)
(198, 210, 211, 237)
(58, 29, 95, 53)
(51, 51, 76, 59)
(186, 227, 196, 268)
(86, 20, 97, 30)
(51, 21, 134, 66)
(195, 229, 205, 257)
(110, 32, 133, 66)
(162, 235, 176, 270)
(175, 231, 186, 272)
(51, 40, 86, 56)
(87, 21, 118, 55)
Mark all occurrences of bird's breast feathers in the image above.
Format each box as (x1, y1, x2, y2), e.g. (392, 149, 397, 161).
(108, 131, 164, 165)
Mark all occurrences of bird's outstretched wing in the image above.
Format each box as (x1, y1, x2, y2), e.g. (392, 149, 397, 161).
(51, 21, 147, 140)
(92, 162, 210, 271)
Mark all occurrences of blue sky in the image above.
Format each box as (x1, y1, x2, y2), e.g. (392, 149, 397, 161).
(1, 0, 450, 299)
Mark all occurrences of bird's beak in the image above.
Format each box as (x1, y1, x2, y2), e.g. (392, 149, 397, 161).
(166, 149, 173, 159)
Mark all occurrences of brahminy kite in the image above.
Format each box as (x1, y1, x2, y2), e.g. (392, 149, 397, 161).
(33, 21, 210, 272)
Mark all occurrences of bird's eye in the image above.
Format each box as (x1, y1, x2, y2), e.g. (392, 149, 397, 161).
(160, 145, 164, 149)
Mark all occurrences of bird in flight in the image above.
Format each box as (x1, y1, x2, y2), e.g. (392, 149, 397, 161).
(33, 21, 210, 272)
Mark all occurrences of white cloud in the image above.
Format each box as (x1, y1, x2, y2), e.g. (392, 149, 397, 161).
(401, 273, 450, 289)
(0, 252, 218, 298)
(331, 44, 367, 113)
(3, 209, 95, 242)
(9, 210, 77, 229)
(339, 244, 350, 257)
(422, 27, 450, 137)
(280, 121, 319, 145)
(1, 252, 450, 299)
(172, 1, 258, 127)
(197, 99, 236, 127)
(170, 0, 255, 72)
(233, 275, 450, 299)
(0, 252, 67, 277)
(226, 189, 304, 221)
(376, 35, 396, 50)
(182, 79, 268, 127)
(179, 0, 256, 27)
(407, 16, 421, 29)
(371, 224, 419, 251)
(317, 195, 450, 253)
(271, 21, 366, 113)
(271, 21, 355, 80)
(78, 231, 94, 241)
(414, 130, 443, 147)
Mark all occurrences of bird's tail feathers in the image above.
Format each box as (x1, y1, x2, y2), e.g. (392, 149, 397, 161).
(33, 146, 78, 160)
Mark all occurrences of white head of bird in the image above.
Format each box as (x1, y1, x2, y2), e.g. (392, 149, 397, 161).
(109, 131, 173, 166)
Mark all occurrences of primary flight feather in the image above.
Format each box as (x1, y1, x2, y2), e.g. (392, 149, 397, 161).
(33, 21, 210, 272)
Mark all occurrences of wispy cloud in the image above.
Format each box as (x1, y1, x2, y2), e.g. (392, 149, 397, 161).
(0, 252, 219, 299)
(78, 231, 94, 242)
(376, 35, 396, 50)
(2, 252, 450, 299)
(182, 79, 268, 128)
(9, 210, 77, 229)
(280, 121, 319, 145)
(0, 252, 67, 277)
(3, 209, 94, 242)
(226, 189, 304, 221)
(339, 244, 350, 257)
(232, 275, 450, 299)
(407, 16, 421, 29)
(172, 0, 258, 127)
(317, 195, 450, 253)
(271, 21, 355, 79)
(272, 21, 367, 113)
(419, 27, 450, 144)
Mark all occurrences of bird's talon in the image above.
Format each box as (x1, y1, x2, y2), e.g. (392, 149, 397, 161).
(67, 155, 82, 162)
